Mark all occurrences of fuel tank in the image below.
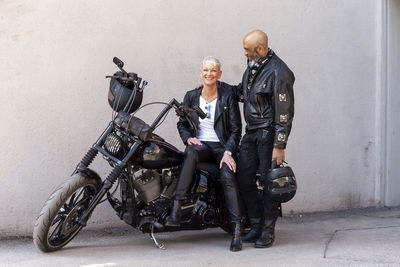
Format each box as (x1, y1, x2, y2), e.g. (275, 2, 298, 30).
(138, 134, 183, 169)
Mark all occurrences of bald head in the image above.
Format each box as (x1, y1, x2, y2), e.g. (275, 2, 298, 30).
(243, 30, 269, 65)
(244, 30, 268, 49)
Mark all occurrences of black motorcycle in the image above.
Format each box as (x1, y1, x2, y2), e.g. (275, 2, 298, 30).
(33, 57, 236, 252)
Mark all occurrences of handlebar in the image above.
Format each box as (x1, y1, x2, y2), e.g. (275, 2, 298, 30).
(107, 57, 203, 131)
(105, 75, 133, 82)
(149, 98, 204, 132)
(106, 57, 146, 92)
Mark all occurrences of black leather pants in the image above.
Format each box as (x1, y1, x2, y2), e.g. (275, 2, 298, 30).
(175, 142, 241, 222)
(236, 128, 281, 220)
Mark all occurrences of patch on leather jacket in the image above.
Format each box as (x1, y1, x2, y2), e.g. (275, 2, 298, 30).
(277, 133, 286, 142)
(280, 114, 288, 122)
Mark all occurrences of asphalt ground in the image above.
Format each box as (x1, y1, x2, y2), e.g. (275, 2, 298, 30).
(1, 207, 400, 267)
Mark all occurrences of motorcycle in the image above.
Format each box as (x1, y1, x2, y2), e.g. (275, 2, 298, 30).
(33, 57, 236, 252)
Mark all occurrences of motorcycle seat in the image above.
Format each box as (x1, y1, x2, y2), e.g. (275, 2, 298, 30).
(196, 162, 219, 175)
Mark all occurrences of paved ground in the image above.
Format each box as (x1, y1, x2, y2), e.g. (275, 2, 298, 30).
(1, 207, 400, 267)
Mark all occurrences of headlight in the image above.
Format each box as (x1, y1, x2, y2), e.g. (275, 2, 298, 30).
(104, 133, 123, 157)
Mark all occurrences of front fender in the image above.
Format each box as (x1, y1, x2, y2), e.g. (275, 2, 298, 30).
(78, 168, 103, 190)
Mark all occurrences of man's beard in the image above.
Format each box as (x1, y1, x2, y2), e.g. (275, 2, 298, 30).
(247, 50, 262, 67)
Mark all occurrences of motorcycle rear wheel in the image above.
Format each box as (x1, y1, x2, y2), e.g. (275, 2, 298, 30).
(220, 222, 234, 235)
(33, 173, 101, 252)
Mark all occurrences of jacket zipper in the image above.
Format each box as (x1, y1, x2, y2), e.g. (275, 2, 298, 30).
(255, 94, 264, 118)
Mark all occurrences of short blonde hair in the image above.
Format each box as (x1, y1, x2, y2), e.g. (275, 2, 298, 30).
(202, 56, 221, 70)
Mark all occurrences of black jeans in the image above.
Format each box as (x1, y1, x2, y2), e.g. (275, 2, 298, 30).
(236, 128, 281, 220)
(175, 141, 241, 222)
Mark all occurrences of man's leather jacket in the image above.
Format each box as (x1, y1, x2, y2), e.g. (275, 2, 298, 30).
(177, 82, 242, 153)
(234, 50, 295, 149)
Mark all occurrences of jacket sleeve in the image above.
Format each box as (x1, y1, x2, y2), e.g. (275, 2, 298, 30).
(273, 70, 295, 149)
(219, 80, 243, 103)
(224, 93, 242, 153)
(177, 92, 194, 145)
(230, 83, 244, 103)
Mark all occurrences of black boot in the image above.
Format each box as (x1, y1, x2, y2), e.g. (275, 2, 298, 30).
(254, 218, 277, 248)
(230, 222, 242, 252)
(165, 200, 181, 227)
(241, 218, 262, 242)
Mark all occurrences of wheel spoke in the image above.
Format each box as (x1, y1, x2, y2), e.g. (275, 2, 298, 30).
(51, 214, 64, 226)
(62, 202, 70, 213)
(68, 192, 77, 207)
(49, 219, 63, 240)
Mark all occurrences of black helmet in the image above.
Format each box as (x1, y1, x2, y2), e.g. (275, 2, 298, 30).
(266, 162, 297, 203)
(108, 72, 143, 113)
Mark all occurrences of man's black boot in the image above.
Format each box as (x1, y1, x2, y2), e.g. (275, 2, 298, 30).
(254, 218, 277, 248)
(230, 222, 242, 252)
(241, 218, 262, 242)
(165, 200, 181, 227)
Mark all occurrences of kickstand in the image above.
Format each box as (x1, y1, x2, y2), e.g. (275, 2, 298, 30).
(149, 224, 165, 250)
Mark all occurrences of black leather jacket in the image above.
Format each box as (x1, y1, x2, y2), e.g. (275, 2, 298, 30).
(177, 82, 242, 153)
(234, 49, 295, 149)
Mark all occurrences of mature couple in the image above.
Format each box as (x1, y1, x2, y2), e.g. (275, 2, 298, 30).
(166, 29, 295, 252)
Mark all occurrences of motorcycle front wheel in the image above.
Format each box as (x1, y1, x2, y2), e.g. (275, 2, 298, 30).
(33, 172, 101, 252)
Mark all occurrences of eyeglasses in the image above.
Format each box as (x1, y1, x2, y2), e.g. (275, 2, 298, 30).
(204, 103, 211, 119)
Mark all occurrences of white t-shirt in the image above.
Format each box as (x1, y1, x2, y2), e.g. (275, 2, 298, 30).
(196, 96, 219, 142)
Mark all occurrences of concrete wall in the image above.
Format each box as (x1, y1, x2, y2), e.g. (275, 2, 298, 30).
(386, 0, 400, 205)
(0, 0, 395, 236)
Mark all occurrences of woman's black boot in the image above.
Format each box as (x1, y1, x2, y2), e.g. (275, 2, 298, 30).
(241, 218, 262, 242)
(165, 200, 181, 227)
(230, 222, 242, 252)
(254, 218, 277, 248)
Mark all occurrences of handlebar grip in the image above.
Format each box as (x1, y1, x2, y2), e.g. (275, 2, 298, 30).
(193, 105, 206, 119)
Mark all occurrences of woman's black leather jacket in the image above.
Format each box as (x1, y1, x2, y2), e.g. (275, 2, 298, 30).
(177, 82, 242, 153)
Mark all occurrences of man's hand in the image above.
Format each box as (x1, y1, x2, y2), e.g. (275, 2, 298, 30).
(272, 148, 285, 166)
(187, 137, 202, 146)
(220, 153, 236, 172)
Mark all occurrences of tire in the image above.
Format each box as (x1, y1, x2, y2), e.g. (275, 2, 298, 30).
(33, 173, 101, 252)
(220, 221, 234, 235)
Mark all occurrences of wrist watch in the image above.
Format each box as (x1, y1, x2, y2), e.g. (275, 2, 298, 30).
(224, 151, 232, 156)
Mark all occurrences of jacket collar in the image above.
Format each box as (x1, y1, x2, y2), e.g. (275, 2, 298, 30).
(196, 82, 226, 124)
(214, 82, 225, 123)
(244, 48, 275, 90)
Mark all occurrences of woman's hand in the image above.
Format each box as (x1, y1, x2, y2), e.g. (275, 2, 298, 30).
(187, 137, 202, 146)
(220, 152, 236, 172)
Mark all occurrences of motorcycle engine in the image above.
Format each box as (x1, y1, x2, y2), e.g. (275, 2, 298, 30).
(131, 169, 161, 203)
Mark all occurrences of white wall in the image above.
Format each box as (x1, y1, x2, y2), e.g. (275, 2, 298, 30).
(0, 0, 394, 236)
(386, 0, 400, 205)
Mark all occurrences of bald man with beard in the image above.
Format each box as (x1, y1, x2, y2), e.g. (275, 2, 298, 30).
(233, 30, 295, 248)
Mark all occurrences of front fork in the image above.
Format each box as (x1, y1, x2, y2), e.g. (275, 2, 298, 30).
(74, 124, 142, 226)
(75, 98, 179, 226)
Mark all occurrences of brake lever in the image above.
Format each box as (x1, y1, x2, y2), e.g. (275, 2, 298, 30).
(105, 75, 119, 79)
(175, 105, 186, 117)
